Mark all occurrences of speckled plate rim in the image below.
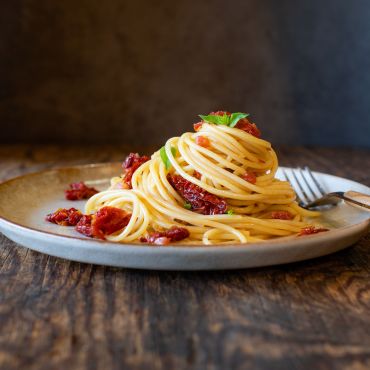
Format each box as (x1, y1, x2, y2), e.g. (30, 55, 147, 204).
(0, 164, 369, 270)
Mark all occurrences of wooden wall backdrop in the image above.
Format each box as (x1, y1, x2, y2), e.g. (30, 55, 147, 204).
(1, 0, 370, 147)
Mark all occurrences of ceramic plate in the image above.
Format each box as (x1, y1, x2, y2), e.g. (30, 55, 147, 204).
(0, 163, 369, 270)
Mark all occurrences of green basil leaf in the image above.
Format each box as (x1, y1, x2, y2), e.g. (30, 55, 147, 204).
(183, 202, 192, 210)
(228, 113, 249, 128)
(159, 146, 168, 168)
(160, 146, 177, 170)
(199, 114, 229, 126)
(199, 112, 250, 128)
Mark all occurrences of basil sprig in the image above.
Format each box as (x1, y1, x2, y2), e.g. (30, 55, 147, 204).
(199, 112, 249, 128)
(160, 146, 177, 170)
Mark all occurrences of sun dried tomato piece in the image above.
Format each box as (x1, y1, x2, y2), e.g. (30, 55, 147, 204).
(209, 110, 231, 116)
(141, 226, 190, 245)
(193, 122, 203, 131)
(242, 172, 257, 184)
(298, 226, 329, 236)
(167, 174, 227, 215)
(68, 210, 83, 225)
(65, 182, 99, 201)
(75, 215, 93, 237)
(195, 136, 210, 147)
(122, 153, 150, 189)
(270, 211, 293, 220)
(162, 226, 190, 241)
(123, 152, 150, 170)
(235, 118, 261, 137)
(91, 206, 131, 239)
(46, 208, 83, 226)
(65, 182, 98, 201)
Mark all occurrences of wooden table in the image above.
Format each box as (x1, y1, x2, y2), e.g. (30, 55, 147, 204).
(0, 145, 369, 370)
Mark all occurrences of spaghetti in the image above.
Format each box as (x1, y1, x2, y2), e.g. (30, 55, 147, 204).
(84, 111, 322, 245)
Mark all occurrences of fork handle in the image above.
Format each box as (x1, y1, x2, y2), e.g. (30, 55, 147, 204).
(342, 191, 370, 210)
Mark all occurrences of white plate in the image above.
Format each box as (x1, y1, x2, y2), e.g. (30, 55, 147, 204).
(0, 163, 369, 270)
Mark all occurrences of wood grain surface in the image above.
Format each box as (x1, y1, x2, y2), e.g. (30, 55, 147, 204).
(0, 145, 369, 370)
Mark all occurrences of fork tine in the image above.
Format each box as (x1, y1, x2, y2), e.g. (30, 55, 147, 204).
(282, 169, 306, 206)
(304, 166, 326, 196)
(298, 167, 319, 201)
(290, 168, 312, 205)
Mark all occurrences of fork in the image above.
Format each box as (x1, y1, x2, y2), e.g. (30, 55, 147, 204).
(282, 166, 370, 210)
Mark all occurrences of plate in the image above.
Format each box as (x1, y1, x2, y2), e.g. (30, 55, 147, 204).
(0, 163, 369, 270)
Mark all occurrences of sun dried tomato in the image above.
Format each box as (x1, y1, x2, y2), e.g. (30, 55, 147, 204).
(122, 153, 150, 189)
(209, 110, 231, 116)
(75, 215, 93, 237)
(46, 208, 83, 226)
(141, 226, 190, 245)
(91, 206, 131, 239)
(242, 172, 257, 184)
(298, 226, 329, 236)
(65, 182, 99, 201)
(270, 211, 293, 220)
(167, 174, 227, 215)
(235, 118, 261, 137)
(195, 136, 210, 147)
(193, 122, 203, 131)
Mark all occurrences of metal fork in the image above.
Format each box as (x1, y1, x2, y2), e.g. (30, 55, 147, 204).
(282, 166, 370, 210)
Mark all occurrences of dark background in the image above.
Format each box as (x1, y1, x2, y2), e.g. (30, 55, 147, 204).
(1, 0, 370, 148)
